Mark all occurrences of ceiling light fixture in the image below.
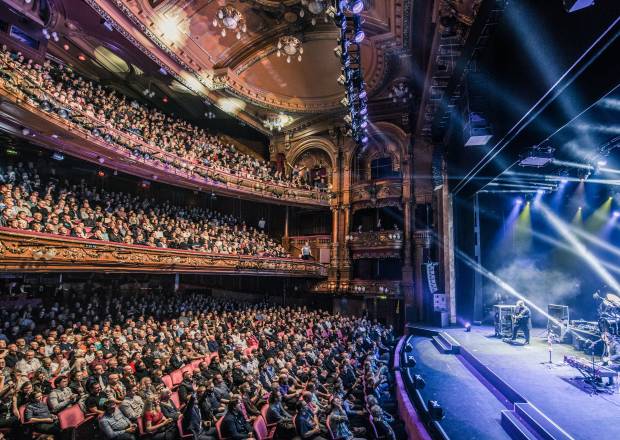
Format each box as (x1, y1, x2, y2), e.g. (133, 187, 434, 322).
(263, 113, 293, 131)
(213, 5, 247, 39)
(276, 36, 303, 63)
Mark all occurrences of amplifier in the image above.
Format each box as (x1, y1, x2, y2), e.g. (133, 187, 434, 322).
(493, 305, 515, 338)
(547, 304, 570, 342)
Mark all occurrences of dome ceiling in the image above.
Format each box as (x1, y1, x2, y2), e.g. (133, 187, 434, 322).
(79, 0, 413, 134)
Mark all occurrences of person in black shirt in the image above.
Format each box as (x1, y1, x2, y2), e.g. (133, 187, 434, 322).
(177, 370, 195, 407)
(85, 382, 108, 416)
(220, 399, 253, 440)
(511, 300, 531, 344)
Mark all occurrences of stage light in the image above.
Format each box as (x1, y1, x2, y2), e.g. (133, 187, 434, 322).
(599, 160, 608, 166)
(464, 322, 471, 332)
(42, 29, 50, 40)
(63, 43, 70, 51)
(97, 170, 105, 177)
(103, 20, 114, 32)
(428, 401, 444, 421)
(515, 198, 523, 205)
(51, 32, 59, 42)
(614, 211, 620, 218)
(51, 152, 64, 161)
(78, 54, 86, 61)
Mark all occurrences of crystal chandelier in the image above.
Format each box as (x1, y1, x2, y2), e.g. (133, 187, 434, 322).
(263, 113, 293, 131)
(212, 5, 247, 39)
(388, 82, 413, 103)
(300, 0, 329, 25)
(276, 36, 303, 63)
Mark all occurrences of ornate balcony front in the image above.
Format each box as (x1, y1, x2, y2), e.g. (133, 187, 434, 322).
(312, 279, 402, 297)
(350, 179, 403, 211)
(346, 230, 403, 259)
(0, 228, 327, 277)
(0, 81, 329, 208)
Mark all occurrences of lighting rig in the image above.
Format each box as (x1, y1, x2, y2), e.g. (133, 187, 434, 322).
(333, 1, 368, 149)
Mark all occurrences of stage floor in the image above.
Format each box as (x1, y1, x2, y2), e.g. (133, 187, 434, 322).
(409, 325, 620, 440)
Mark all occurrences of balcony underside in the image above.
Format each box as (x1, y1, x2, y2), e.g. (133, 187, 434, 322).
(0, 229, 327, 277)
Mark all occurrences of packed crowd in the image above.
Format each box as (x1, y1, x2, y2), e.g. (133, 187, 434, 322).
(0, 161, 289, 257)
(0, 46, 326, 195)
(0, 287, 402, 440)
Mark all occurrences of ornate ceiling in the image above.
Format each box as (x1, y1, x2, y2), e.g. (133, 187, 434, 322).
(80, 0, 413, 134)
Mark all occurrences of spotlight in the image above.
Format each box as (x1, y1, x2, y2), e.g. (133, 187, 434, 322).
(598, 160, 608, 166)
(42, 29, 50, 40)
(51, 32, 59, 42)
(21, 128, 30, 136)
(97, 170, 105, 177)
(159, 67, 168, 75)
(98, 156, 105, 164)
(613, 211, 620, 218)
(78, 54, 86, 61)
(515, 197, 523, 206)
(464, 322, 471, 332)
(428, 400, 444, 421)
(414, 374, 426, 389)
(102, 20, 114, 32)
(51, 152, 64, 161)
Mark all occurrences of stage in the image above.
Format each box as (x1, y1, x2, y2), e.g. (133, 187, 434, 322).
(405, 325, 620, 440)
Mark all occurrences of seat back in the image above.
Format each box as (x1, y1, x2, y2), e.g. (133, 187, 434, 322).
(170, 369, 183, 386)
(162, 374, 173, 390)
(326, 415, 335, 440)
(137, 416, 146, 436)
(176, 414, 192, 439)
(368, 415, 380, 439)
(216, 415, 229, 440)
(260, 404, 275, 427)
(58, 405, 85, 430)
(253, 415, 268, 440)
(190, 359, 202, 370)
(171, 392, 181, 409)
(18, 405, 26, 423)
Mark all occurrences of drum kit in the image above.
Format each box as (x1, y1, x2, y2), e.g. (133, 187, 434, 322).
(596, 292, 620, 335)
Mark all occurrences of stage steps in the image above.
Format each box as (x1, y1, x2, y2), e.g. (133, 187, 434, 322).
(513, 403, 574, 440)
(501, 410, 538, 440)
(431, 332, 461, 354)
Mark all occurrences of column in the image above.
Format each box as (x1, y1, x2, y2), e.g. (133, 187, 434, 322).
(402, 199, 415, 325)
(283, 206, 290, 249)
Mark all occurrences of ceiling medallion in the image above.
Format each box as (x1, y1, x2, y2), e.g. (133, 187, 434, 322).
(212, 5, 247, 39)
(388, 82, 413, 103)
(263, 113, 294, 131)
(276, 36, 303, 63)
(300, 0, 329, 25)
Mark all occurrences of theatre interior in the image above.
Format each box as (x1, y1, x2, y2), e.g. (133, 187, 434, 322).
(0, 0, 618, 439)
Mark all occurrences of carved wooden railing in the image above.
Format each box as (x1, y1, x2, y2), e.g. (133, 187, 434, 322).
(0, 79, 329, 207)
(312, 279, 402, 297)
(0, 228, 327, 277)
(346, 230, 403, 259)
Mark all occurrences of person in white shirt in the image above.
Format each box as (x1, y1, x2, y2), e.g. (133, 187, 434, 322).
(15, 350, 42, 376)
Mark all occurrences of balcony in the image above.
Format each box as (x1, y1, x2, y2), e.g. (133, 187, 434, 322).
(0, 228, 327, 277)
(0, 81, 329, 208)
(350, 179, 403, 210)
(346, 230, 403, 259)
(312, 280, 402, 297)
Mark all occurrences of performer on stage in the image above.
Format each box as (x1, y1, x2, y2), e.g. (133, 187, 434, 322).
(511, 300, 531, 344)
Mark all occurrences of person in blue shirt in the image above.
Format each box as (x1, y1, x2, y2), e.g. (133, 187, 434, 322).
(295, 400, 327, 440)
(327, 397, 366, 440)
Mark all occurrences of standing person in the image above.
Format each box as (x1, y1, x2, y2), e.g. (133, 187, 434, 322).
(511, 300, 531, 344)
(301, 242, 312, 260)
(257, 218, 266, 232)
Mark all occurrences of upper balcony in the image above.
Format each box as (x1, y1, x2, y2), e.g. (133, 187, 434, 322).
(0, 80, 329, 208)
(346, 230, 403, 259)
(0, 228, 327, 277)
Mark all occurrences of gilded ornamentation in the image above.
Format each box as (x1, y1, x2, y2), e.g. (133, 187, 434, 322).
(0, 230, 327, 277)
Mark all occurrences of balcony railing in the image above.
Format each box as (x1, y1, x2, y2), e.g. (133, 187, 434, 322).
(0, 228, 327, 277)
(312, 279, 402, 297)
(346, 230, 403, 259)
(350, 179, 403, 210)
(0, 80, 329, 207)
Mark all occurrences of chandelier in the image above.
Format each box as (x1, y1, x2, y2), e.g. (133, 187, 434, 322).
(277, 36, 303, 63)
(388, 82, 413, 103)
(263, 113, 293, 131)
(300, 0, 329, 25)
(212, 5, 247, 39)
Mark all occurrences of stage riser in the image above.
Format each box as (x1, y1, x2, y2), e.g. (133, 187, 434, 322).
(514, 403, 574, 440)
(501, 410, 539, 440)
